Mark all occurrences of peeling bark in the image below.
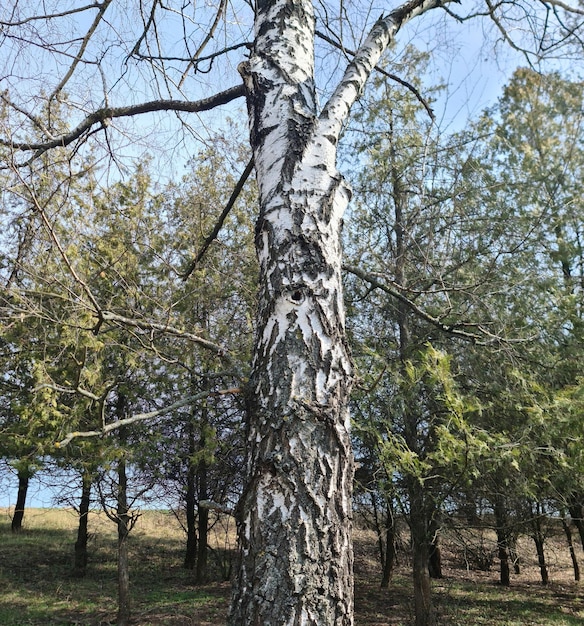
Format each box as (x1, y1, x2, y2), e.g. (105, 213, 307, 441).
(230, 2, 353, 622)
(230, 1, 451, 623)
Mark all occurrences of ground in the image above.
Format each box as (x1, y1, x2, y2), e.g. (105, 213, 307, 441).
(0, 508, 583, 625)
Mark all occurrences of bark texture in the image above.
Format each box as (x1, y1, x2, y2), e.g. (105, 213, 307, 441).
(230, 1, 354, 622)
(230, 1, 449, 623)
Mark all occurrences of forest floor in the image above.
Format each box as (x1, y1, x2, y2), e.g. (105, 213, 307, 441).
(1, 508, 583, 625)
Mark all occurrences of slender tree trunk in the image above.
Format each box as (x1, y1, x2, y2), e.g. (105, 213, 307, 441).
(117, 455, 131, 626)
(428, 513, 442, 580)
(494, 496, 511, 586)
(371, 492, 385, 572)
(11, 467, 30, 532)
(568, 500, 584, 550)
(531, 503, 549, 585)
(391, 117, 436, 623)
(195, 463, 209, 585)
(195, 400, 210, 585)
(509, 535, 520, 575)
(74, 471, 92, 576)
(409, 480, 436, 626)
(561, 515, 580, 582)
(532, 532, 549, 585)
(184, 418, 198, 570)
(115, 404, 131, 626)
(380, 500, 397, 588)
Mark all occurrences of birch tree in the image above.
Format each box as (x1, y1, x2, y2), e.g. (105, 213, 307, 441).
(1, 1, 583, 625)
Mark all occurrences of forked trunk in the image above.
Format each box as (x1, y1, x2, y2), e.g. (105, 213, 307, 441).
(229, 1, 354, 621)
(229, 1, 450, 623)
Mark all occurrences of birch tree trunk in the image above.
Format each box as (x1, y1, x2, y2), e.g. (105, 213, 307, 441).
(230, 1, 448, 623)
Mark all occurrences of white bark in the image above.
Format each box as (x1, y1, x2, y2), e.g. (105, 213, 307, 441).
(230, 1, 453, 623)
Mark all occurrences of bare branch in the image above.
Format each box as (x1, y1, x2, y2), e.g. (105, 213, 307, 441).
(1, 85, 245, 156)
(0, 92, 54, 138)
(34, 383, 101, 402)
(0, 3, 102, 26)
(130, 41, 251, 65)
(343, 263, 495, 344)
(99, 310, 233, 361)
(178, 0, 228, 88)
(56, 388, 241, 447)
(539, 0, 584, 16)
(49, 0, 114, 101)
(199, 499, 235, 516)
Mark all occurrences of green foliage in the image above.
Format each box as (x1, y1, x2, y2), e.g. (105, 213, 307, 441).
(372, 345, 486, 491)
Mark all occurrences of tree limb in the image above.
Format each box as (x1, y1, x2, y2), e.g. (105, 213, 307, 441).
(0, 3, 102, 26)
(320, 0, 450, 142)
(99, 311, 233, 361)
(49, 0, 114, 101)
(343, 263, 491, 344)
(181, 156, 255, 279)
(1, 85, 245, 155)
(56, 387, 241, 447)
(178, 0, 228, 88)
(199, 499, 235, 516)
(315, 29, 435, 120)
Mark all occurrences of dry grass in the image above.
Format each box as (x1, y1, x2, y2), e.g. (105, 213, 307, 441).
(1, 507, 583, 625)
(352, 521, 584, 625)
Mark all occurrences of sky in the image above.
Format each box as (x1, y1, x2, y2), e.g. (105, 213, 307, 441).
(1, 468, 70, 509)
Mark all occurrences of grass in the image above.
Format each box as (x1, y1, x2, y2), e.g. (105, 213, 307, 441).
(1, 508, 583, 625)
